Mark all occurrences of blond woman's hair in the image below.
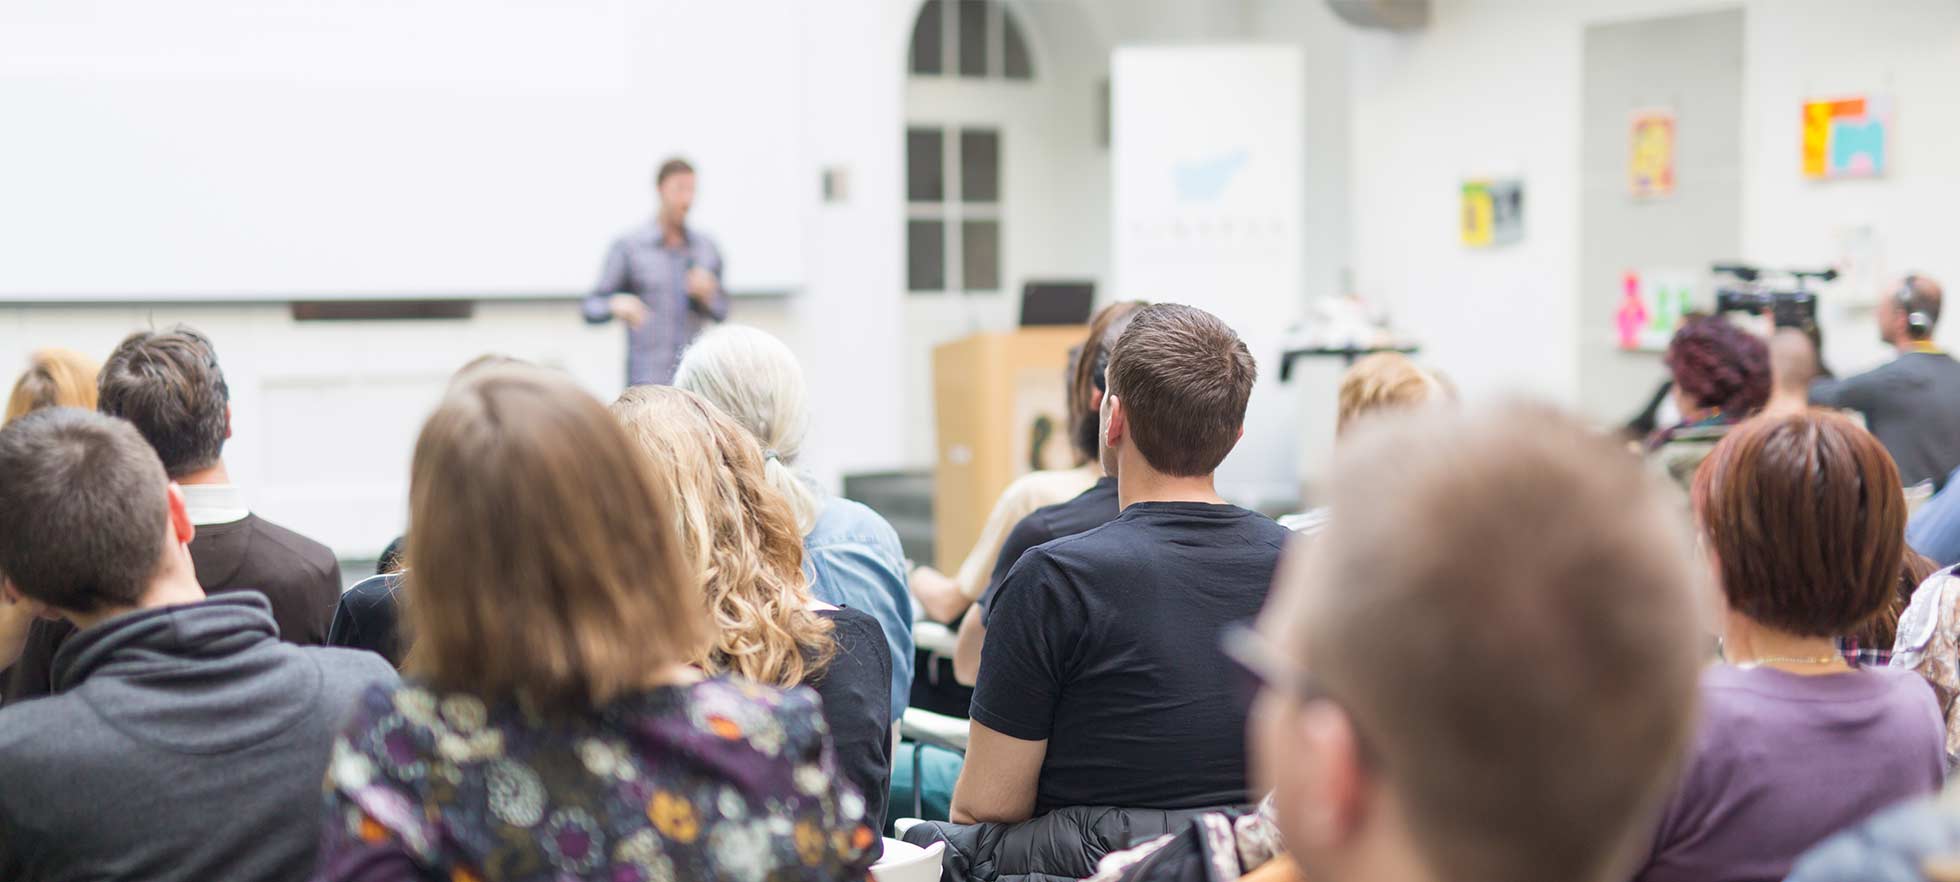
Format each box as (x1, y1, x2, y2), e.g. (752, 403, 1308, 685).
(611, 385, 836, 689)
(1336, 352, 1450, 436)
(6, 348, 100, 425)
(403, 367, 709, 711)
(674, 325, 823, 534)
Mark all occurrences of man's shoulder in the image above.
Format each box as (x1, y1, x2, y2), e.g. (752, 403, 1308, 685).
(0, 692, 100, 765)
(236, 514, 338, 578)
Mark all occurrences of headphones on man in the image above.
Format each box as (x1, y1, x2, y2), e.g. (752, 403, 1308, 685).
(1896, 274, 1937, 339)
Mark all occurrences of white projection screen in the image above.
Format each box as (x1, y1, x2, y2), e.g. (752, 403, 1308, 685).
(0, 0, 808, 300)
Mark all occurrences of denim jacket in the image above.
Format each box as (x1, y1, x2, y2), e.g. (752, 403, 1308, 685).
(804, 495, 915, 721)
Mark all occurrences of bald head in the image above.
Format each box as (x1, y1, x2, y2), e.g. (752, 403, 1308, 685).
(1267, 404, 1704, 882)
(1886, 274, 1944, 344)
(1769, 328, 1820, 401)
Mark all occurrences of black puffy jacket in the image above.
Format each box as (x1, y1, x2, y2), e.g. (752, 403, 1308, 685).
(901, 804, 1249, 882)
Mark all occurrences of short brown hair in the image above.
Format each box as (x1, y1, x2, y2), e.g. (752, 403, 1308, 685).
(1105, 304, 1256, 476)
(1693, 410, 1904, 637)
(1335, 352, 1447, 435)
(1069, 300, 1148, 462)
(97, 326, 230, 478)
(403, 368, 709, 711)
(0, 408, 171, 613)
(655, 157, 695, 186)
(1280, 404, 1703, 882)
(5, 348, 100, 424)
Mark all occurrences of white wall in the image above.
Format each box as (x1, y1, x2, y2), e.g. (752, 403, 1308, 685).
(1347, 0, 1960, 418)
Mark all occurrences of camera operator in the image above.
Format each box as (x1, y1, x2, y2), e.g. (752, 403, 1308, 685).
(1808, 274, 1960, 490)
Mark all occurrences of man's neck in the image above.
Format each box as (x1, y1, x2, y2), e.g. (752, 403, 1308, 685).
(660, 215, 687, 246)
(61, 572, 208, 632)
(1116, 458, 1227, 510)
(174, 461, 231, 487)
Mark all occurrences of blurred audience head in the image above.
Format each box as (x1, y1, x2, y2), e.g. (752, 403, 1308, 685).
(1102, 304, 1256, 480)
(1664, 316, 1770, 422)
(610, 384, 832, 690)
(1881, 273, 1943, 345)
(5, 347, 100, 425)
(1693, 410, 1904, 639)
(97, 326, 231, 479)
(0, 408, 183, 616)
(449, 352, 529, 390)
(674, 324, 821, 533)
(1252, 404, 1702, 882)
(655, 157, 697, 224)
(1069, 300, 1148, 465)
(1335, 352, 1451, 436)
(402, 367, 707, 711)
(1766, 327, 1820, 413)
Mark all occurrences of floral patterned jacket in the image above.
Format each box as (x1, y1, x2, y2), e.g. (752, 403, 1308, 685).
(313, 676, 876, 882)
(1895, 566, 1960, 768)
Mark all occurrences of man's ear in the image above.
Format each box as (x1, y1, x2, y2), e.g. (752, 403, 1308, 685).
(225, 405, 234, 441)
(166, 483, 196, 546)
(2, 578, 57, 622)
(1103, 394, 1126, 450)
(1295, 703, 1373, 849)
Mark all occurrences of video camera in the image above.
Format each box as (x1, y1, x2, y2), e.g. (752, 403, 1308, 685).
(1712, 264, 1836, 333)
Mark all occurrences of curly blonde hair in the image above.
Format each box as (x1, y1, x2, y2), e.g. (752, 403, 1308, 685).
(611, 385, 835, 689)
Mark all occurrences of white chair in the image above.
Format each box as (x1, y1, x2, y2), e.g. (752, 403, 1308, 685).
(872, 837, 946, 882)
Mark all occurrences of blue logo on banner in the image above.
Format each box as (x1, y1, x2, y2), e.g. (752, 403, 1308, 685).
(1175, 149, 1249, 203)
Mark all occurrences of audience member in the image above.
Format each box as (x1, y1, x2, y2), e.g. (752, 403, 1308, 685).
(1847, 550, 1941, 667)
(1646, 315, 1770, 490)
(1767, 326, 1822, 415)
(1632, 411, 1945, 882)
(1785, 781, 1960, 882)
(612, 384, 893, 844)
(3, 327, 343, 703)
(950, 303, 1285, 827)
(676, 325, 915, 721)
(1812, 274, 1960, 490)
(316, 368, 874, 882)
(948, 304, 1147, 685)
(1276, 351, 1450, 534)
(324, 353, 530, 669)
(1894, 560, 1960, 768)
(910, 300, 1144, 625)
(0, 408, 397, 881)
(1242, 404, 1704, 882)
(1910, 481, 1960, 568)
(4, 347, 99, 424)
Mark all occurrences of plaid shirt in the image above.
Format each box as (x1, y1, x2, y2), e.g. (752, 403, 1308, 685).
(1839, 635, 1892, 668)
(581, 221, 727, 386)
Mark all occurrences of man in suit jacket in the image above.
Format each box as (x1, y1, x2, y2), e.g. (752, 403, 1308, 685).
(0, 326, 341, 704)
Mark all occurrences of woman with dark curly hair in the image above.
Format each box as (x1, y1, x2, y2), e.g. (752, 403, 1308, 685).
(1647, 316, 1771, 489)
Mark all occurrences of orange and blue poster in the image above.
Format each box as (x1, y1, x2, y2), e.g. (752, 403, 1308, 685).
(1630, 110, 1675, 198)
(1802, 95, 1889, 180)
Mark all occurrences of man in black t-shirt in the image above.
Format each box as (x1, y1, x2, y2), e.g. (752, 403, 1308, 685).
(950, 304, 1288, 823)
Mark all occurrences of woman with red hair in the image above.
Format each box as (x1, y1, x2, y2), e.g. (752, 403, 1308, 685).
(1647, 316, 1771, 489)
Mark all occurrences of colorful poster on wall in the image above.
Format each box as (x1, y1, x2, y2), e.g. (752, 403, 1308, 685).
(1630, 110, 1676, 198)
(1461, 178, 1524, 248)
(1802, 95, 1890, 180)
(1616, 268, 1695, 351)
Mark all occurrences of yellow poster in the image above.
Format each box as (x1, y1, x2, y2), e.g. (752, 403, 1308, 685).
(1630, 110, 1675, 198)
(1461, 179, 1522, 248)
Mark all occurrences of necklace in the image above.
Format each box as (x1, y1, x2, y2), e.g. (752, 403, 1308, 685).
(1737, 654, 1843, 669)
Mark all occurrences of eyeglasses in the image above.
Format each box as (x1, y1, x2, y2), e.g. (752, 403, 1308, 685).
(1220, 622, 1380, 767)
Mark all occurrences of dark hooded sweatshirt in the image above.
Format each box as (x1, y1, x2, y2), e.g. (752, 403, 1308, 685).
(0, 593, 398, 882)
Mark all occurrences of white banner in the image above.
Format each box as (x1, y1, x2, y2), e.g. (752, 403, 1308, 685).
(1112, 45, 1306, 507)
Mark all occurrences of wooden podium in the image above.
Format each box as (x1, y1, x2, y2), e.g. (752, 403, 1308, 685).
(931, 327, 1087, 572)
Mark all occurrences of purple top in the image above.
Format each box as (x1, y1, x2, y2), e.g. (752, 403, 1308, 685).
(1632, 664, 1945, 882)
